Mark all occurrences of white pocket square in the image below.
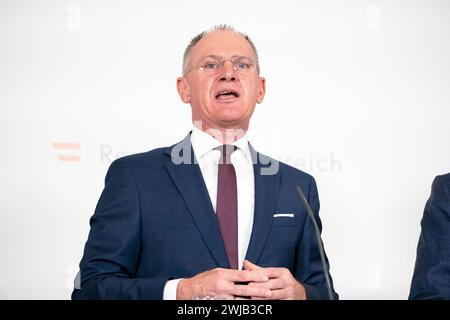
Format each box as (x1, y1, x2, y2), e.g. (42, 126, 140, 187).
(273, 213, 295, 218)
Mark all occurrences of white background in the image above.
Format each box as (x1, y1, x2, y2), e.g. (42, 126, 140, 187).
(1, 0, 449, 299)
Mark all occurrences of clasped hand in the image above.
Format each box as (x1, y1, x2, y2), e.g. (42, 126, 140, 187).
(176, 260, 306, 300)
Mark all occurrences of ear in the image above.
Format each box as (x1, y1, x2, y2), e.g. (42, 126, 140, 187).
(256, 77, 266, 104)
(177, 77, 191, 103)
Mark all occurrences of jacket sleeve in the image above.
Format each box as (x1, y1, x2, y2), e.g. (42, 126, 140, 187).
(409, 175, 450, 300)
(294, 177, 339, 300)
(72, 158, 170, 300)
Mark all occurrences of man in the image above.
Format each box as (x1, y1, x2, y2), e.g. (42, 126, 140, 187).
(72, 25, 337, 300)
(409, 173, 450, 299)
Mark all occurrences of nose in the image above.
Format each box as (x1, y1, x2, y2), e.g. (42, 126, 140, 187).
(219, 60, 236, 82)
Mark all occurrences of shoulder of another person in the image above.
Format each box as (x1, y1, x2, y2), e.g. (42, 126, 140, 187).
(437, 173, 450, 192)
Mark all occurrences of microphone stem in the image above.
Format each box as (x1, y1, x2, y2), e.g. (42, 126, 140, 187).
(296, 186, 334, 300)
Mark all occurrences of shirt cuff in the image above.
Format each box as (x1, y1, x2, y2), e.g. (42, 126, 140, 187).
(163, 278, 182, 300)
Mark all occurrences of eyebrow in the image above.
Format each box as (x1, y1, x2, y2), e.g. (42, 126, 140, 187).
(198, 54, 252, 61)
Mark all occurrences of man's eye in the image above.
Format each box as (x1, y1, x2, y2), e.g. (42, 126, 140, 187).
(204, 63, 218, 70)
(236, 62, 250, 69)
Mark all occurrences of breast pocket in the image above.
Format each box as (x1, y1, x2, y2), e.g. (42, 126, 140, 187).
(271, 213, 296, 227)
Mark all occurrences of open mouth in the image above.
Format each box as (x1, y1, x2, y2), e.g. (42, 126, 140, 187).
(215, 90, 240, 100)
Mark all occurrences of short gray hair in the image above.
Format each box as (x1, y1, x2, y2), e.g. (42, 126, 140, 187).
(182, 24, 260, 75)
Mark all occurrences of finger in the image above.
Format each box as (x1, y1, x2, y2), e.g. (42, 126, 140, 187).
(231, 284, 272, 299)
(243, 259, 262, 271)
(269, 288, 289, 300)
(225, 269, 269, 283)
(249, 296, 275, 300)
(245, 269, 271, 283)
(250, 296, 271, 300)
(193, 293, 235, 300)
(264, 267, 290, 279)
(241, 262, 270, 282)
(251, 288, 289, 300)
(249, 278, 285, 290)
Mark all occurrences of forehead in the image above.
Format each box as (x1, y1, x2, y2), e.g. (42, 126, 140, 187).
(189, 30, 256, 61)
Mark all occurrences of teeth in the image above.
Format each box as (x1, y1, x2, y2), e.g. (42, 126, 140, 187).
(216, 90, 238, 99)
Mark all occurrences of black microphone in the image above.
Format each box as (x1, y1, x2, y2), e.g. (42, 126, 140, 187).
(296, 185, 334, 300)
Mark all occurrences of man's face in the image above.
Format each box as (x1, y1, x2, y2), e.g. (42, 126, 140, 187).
(177, 30, 265, 131)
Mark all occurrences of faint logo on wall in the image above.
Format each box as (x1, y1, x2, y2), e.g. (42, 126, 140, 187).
(366, 4, 382, 31)
(283, 153, 342, 174)
(366, 265, 382, 290)
(66, 5, 81, 30)
(100, 144, 127, 164)
(52, 142, 80, 162)
(99, 143, 342, 174)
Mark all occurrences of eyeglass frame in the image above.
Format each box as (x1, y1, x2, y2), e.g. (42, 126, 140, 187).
(183, 55, 258, 76)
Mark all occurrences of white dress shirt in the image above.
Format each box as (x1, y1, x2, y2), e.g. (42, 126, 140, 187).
(163, 127, 255, 299)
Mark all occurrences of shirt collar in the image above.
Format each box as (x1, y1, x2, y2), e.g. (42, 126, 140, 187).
(190, 126, 252, 162)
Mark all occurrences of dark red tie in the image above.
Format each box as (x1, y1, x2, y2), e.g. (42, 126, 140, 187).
(216, 145, 238, 269)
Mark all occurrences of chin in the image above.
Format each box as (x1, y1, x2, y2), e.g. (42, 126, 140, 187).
(216, 109, 246, 123)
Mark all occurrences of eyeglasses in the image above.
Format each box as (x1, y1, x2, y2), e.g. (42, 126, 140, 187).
(184, 56, 257, 76)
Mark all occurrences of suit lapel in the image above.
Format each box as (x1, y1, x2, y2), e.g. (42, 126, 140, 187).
(245, 144, 280, 265)
(164, 134, 230, 268)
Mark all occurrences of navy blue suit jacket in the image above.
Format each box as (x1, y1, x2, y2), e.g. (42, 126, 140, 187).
(409, 173, 450, 299)
(72, 134, 337, 300)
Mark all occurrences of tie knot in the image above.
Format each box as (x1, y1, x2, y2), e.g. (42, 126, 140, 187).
(216, 144, 237, 164)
